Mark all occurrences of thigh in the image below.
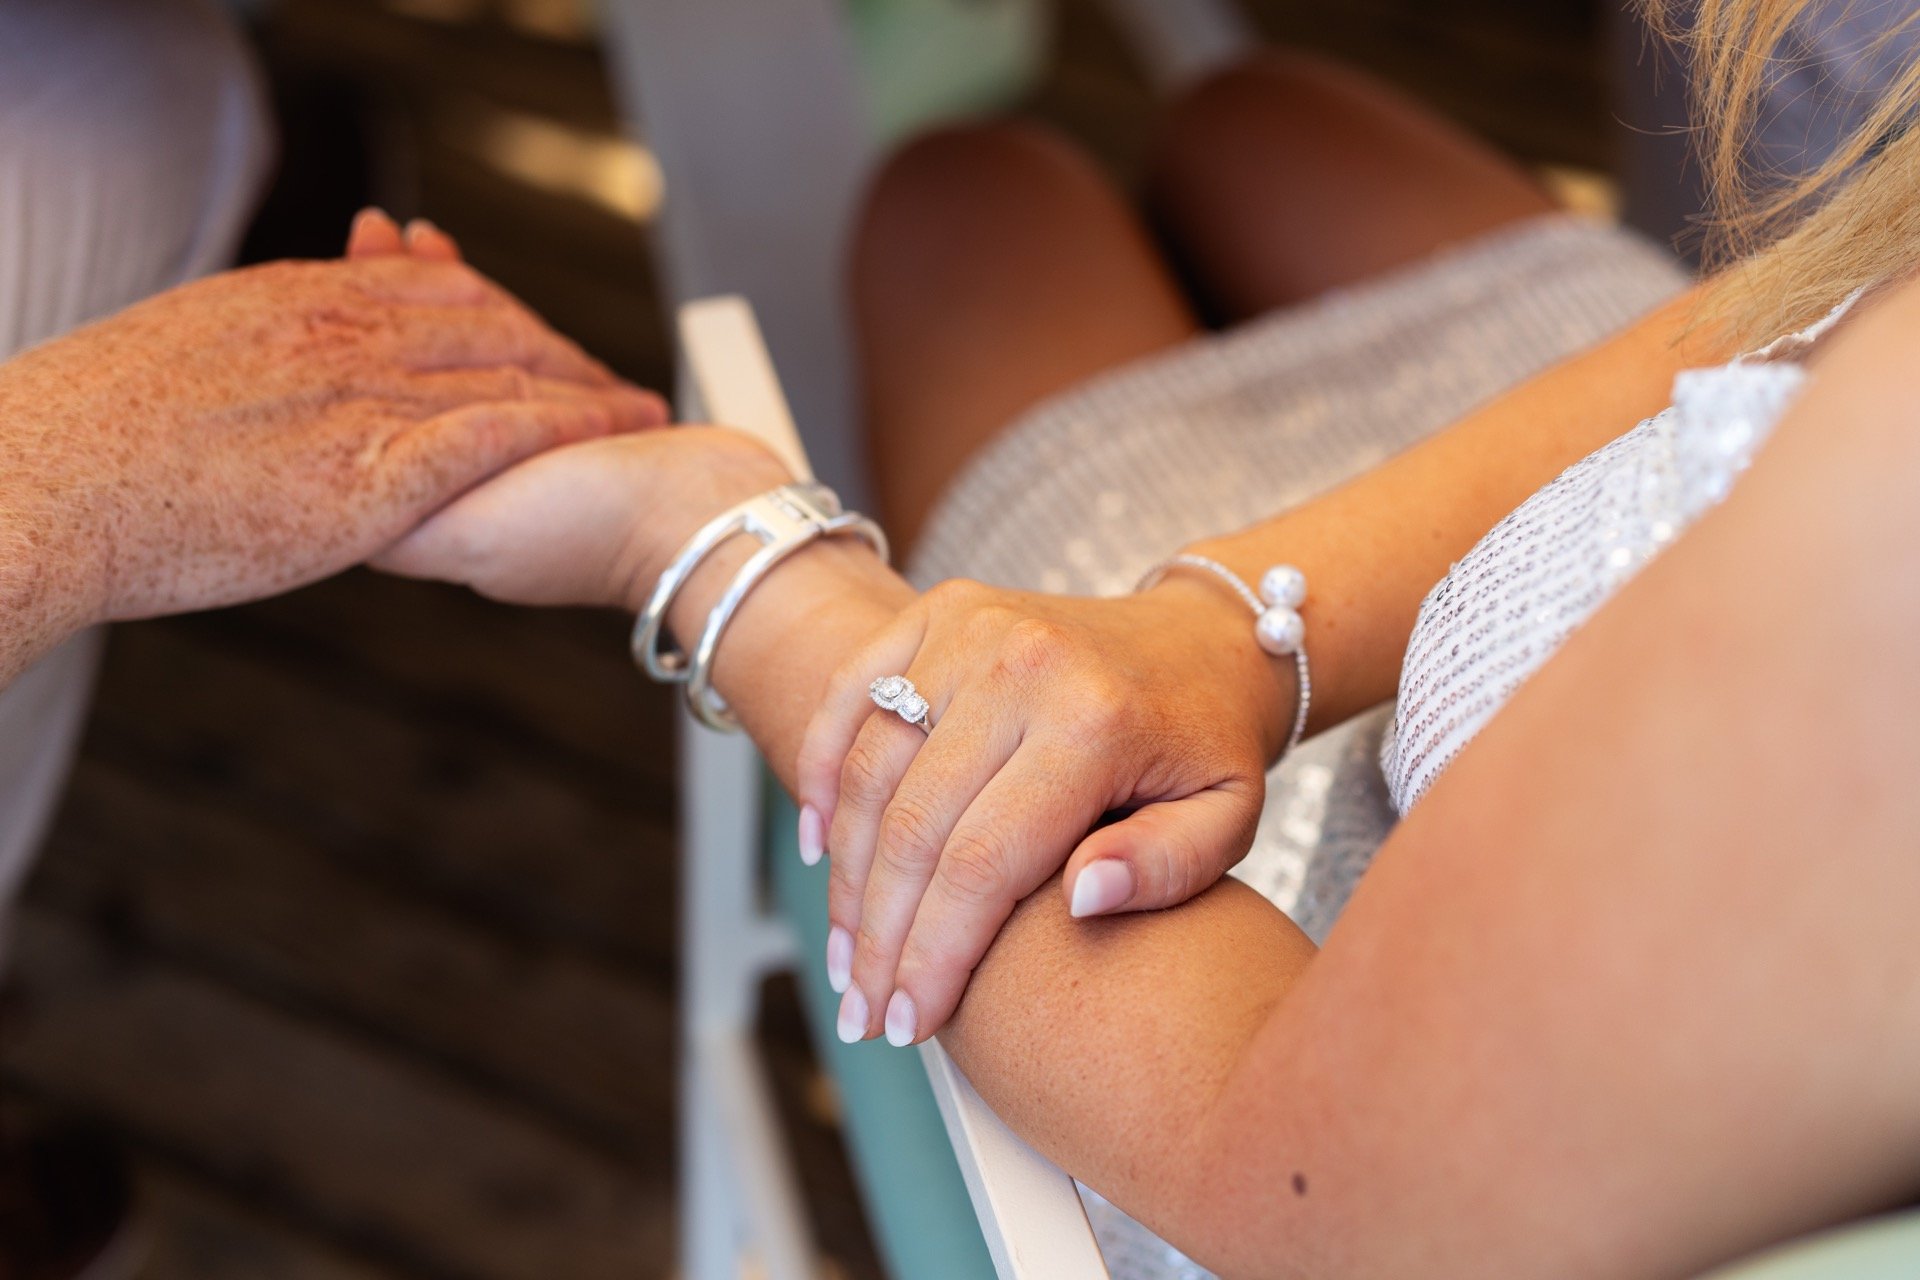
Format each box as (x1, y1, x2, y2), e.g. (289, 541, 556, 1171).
(1147, 51, 1557, 322)
(851, 122, 1199, 550)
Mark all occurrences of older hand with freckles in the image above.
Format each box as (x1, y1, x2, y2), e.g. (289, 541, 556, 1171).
(0, 209, 666, 686)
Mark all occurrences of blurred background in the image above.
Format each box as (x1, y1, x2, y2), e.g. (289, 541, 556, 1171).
(3, 1, 1650, 1277)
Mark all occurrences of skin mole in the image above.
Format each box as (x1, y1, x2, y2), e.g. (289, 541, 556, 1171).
(1292, 1172, 1308, 1197)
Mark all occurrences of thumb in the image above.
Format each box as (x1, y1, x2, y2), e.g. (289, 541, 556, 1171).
(1062, 781, 1262, 918)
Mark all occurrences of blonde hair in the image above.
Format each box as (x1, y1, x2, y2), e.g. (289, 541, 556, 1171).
(1644, 0, 1920, 344)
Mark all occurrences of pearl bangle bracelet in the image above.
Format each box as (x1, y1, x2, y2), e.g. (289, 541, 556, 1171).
(1136, 553, 1313, 758)
(632, 482, 888, 731)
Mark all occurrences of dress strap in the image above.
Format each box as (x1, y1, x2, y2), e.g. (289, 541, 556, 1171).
(1745, 284, 1873, 363)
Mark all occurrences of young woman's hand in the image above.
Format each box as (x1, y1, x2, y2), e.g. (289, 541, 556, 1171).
(794, 575, 1297, 1047)
(0, 214, 664, 680)
(371, 425, 797, 612)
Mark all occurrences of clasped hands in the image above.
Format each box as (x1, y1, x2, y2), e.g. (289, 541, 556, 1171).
(3, 208, 1295, 1049)
(338, 219, 1302, 1049)
(390, 392, 1298, 1047)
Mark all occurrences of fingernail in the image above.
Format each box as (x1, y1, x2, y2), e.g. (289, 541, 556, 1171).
(798, 805, 824, 866)
(637, 390, 671, 426)
(826, 926, 853, 994)
(1069, 859, 1135, 918)
(836, 986, 869, 1044)
(884, 990, 916, 1048)
(405, 216, 439, 238)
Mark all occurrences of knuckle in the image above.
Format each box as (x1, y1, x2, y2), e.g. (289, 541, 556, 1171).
(828, 650, 874, 706)
(896, 934, 954, 988)
(996, 617, 1071, 681)
(852, 928, 894, 974)
(837, 739, 896, 812)
(965, 600, 1021, 645)
(826, 888, 861, 932)
(1067, 673, 1129, 736)
(1136, 844, 1176, 904)
(938, 828, 1012, 906)
(876, 799, 942, 873)
(923, 577, 983, 612)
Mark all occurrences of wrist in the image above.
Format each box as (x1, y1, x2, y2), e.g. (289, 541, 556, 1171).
(616, 430, 796, 616)
(1142, 574, 1297, 761)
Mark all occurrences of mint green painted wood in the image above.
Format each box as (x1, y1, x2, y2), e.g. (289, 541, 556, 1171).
(767, 783, 999, 1280)
(1698, 1213, 1920, 1280)
(844, 0, 1050, 145)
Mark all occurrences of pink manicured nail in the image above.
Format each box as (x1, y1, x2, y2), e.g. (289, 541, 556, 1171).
(884, 990, 917, 1048)
(836, 986, 869, 1044)
(1069, 860, 1135, 918)
(798, 805, 825, 866)
(826, 926, 853, 994)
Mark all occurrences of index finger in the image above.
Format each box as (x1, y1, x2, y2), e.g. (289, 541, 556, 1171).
(382, 304, 618, 387)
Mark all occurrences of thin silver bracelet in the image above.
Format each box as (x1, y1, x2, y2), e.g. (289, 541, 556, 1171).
(1136, 553, 1313, 758)
(632, 482, 887, 731)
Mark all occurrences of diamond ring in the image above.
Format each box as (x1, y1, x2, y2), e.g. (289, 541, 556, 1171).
(869, 675, 933, 734)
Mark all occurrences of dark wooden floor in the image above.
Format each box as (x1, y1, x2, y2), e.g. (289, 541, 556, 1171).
(0, 1, 1611, 1277)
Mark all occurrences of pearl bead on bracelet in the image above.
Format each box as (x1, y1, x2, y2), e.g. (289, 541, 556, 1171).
(1254, 564, 1308, 656)
(1136, 554, 1313, 758)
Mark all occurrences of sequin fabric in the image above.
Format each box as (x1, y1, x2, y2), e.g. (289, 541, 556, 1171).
(904, 214, 1686, 1280)
(1382, 289, 1863, 815)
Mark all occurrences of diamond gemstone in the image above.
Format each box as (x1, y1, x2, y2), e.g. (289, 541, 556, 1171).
(871, 676, 907, 705)
(897, 693, 929, 723)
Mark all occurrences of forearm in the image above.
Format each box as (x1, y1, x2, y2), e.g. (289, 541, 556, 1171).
(944, 870, 1316, 1251)
(635, 287, 1715, 1260)
(633, 470, 1308, 1211)
(0, 424, 97, 689)
(0, 344, 124, 688)
(1194, 286, 1711, 732)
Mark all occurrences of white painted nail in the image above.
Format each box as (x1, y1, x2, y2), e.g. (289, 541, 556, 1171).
(826, 926, 853, 994)
(798, 805, 825, 866)
(1069, 859, 1135, 918)
(884, 990, 917, 1048)
(836, 986, 869, 1044)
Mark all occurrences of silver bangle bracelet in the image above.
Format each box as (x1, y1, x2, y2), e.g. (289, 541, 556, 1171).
(1136, 553, 1313, 758)
(632, 482, 888, 731)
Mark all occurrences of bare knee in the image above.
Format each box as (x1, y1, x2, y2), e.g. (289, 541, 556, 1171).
(1146, 51, 1552, 312)
(852, 121, 1119, 298)
(868, 120, 1096, 206)
(1150, 51, 1449, 204)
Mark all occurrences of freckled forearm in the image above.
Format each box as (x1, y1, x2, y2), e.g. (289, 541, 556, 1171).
(0, 492, 93, 689)
(0, 362, 107, 689)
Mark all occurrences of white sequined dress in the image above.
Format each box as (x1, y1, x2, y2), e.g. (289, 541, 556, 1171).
(1382, 288, 1859, 813)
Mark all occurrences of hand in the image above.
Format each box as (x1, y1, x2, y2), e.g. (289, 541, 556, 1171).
(794, 574, 1296, 1046)
(0, 210, 664, 679)
(371, 423, 797, 612)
